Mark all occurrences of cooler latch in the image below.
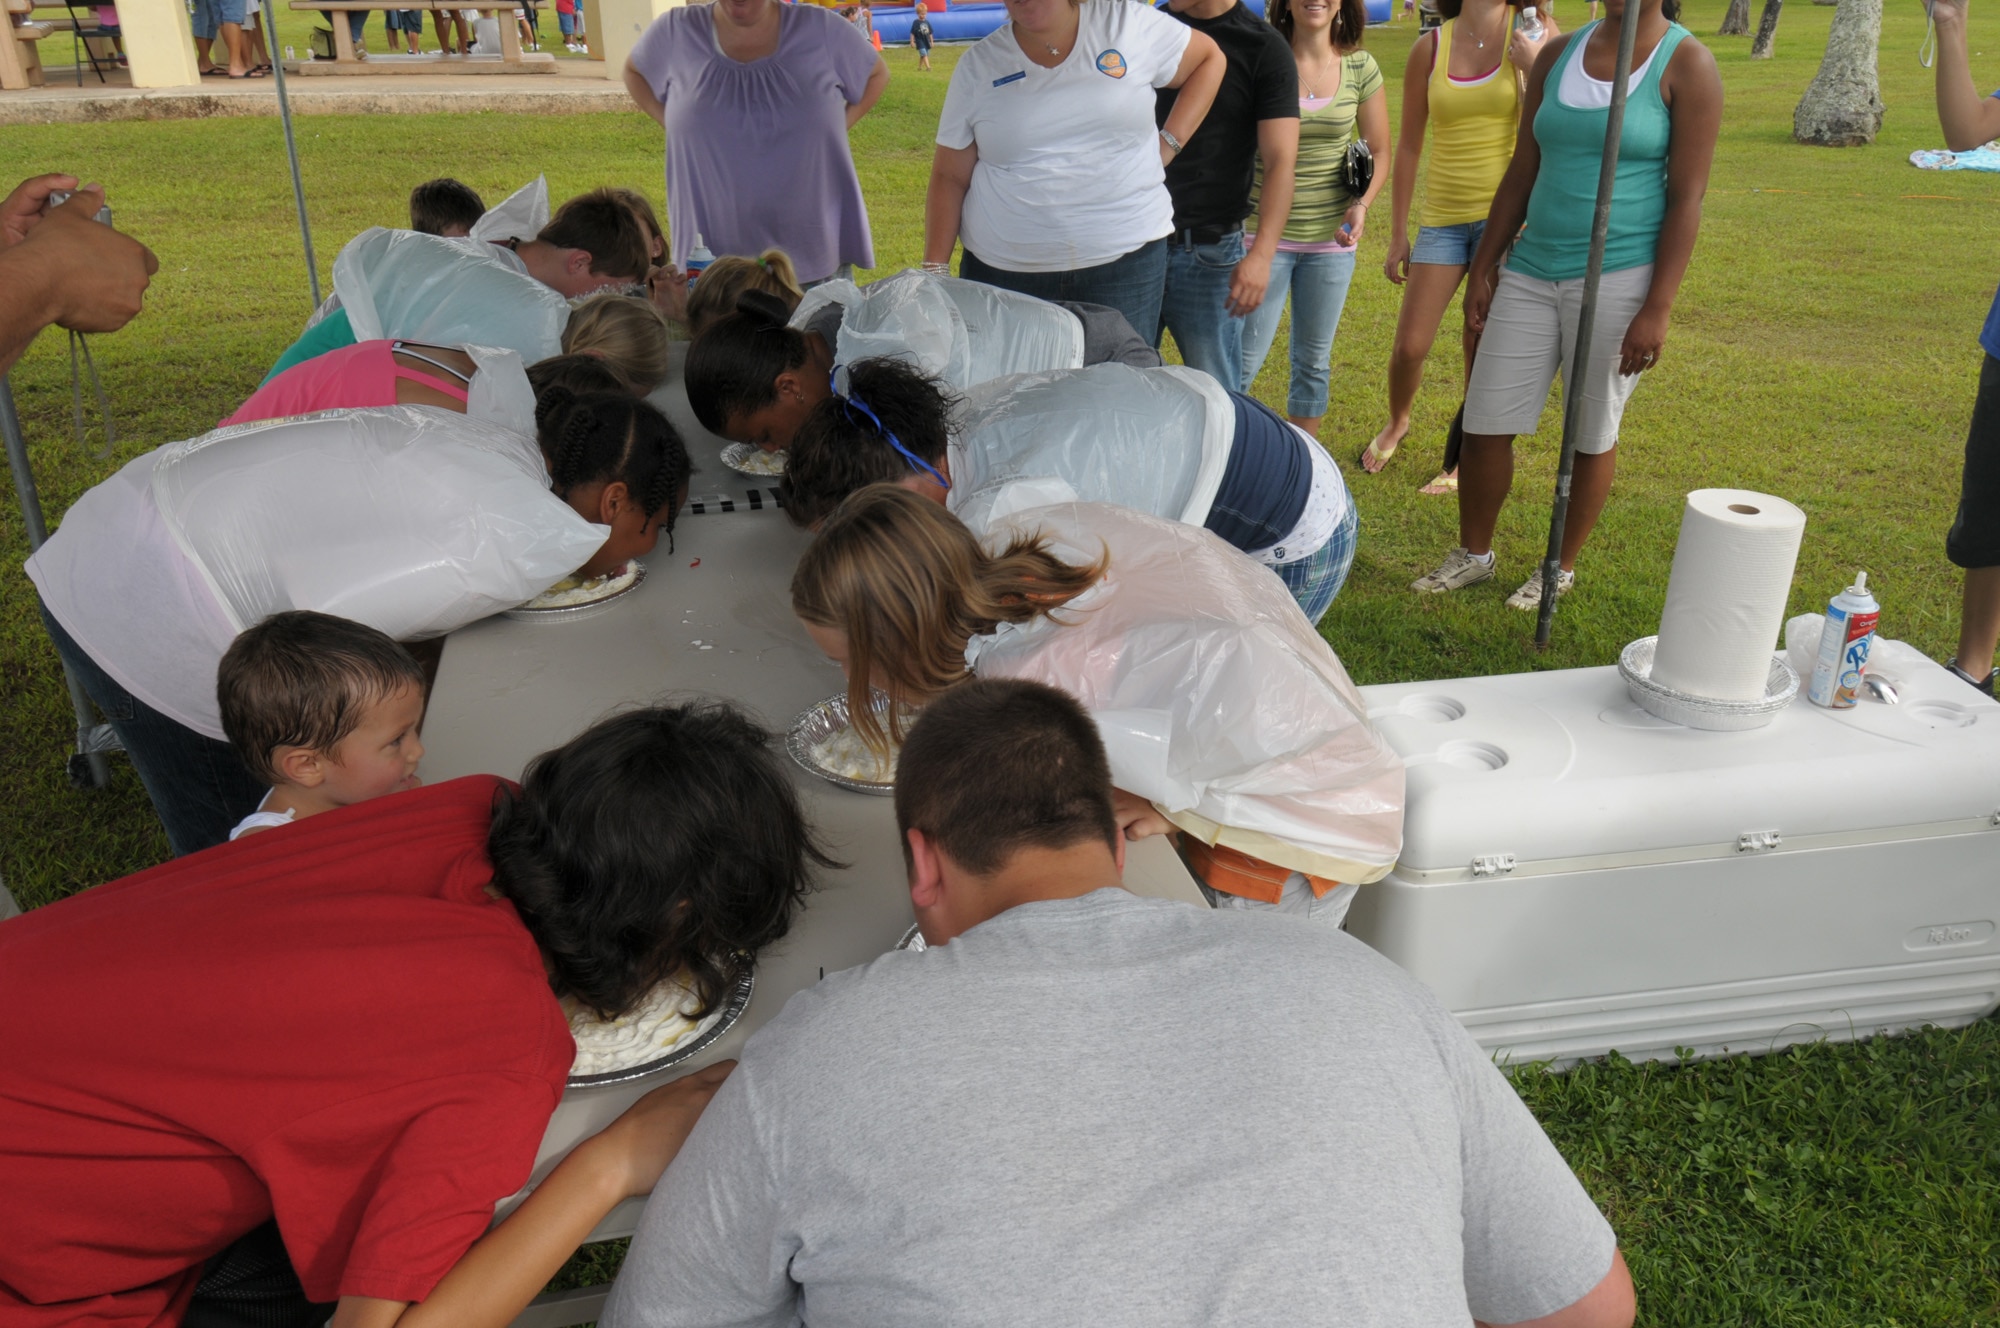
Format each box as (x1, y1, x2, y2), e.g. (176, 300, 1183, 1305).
(1736, 829, 1783, 853)
(1470, 853, 1517, 877)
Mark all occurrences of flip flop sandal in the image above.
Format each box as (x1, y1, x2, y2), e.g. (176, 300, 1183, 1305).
(1359, 438, 1400, 472)
(1418, 471, 1458, 496)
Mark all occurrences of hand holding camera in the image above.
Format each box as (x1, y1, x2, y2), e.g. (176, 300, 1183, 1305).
(2, 175, 157, 336)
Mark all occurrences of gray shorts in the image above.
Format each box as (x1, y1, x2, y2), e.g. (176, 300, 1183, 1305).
(1464, 263, 1655, 456)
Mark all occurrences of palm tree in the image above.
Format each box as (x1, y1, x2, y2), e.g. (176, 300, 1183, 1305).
(1794, 0, 1885, 145)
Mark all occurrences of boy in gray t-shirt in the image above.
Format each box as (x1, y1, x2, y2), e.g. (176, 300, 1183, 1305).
(603, 680, 1633, 1328)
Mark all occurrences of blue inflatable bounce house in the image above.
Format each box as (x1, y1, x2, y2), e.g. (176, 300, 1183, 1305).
(869, 0, 1394, 46)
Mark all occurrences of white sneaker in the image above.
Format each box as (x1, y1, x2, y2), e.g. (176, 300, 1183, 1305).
(1505, 568, 1574, 611)
(1412, 547, 1496, 595)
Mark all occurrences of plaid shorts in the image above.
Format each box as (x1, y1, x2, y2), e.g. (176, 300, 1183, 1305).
(1274, 500, 1358, 624)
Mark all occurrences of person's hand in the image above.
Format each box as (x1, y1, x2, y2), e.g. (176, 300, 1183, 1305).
(1383, 230, 1411, 285)
(1, 173, 80, 249)
(13, 192, 157, 334)
(648, 262, 689, 325)
(1463, 262, 1498, 335)
(1617, 302, 1670, 376)
(1226, 248, 1273, 317)
(1111, 788, 1175, 841)
(1508, 20, 1549, 73)
(1336, 202, 1368, 249)
(1929, 0, 1968, 28)
(584, 1060, 735, 1199)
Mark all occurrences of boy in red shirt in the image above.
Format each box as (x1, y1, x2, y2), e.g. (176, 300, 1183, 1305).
(0, 701, 827, 1328)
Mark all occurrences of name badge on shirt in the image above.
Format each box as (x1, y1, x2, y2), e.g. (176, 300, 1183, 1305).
(992, 70, 1027, 87)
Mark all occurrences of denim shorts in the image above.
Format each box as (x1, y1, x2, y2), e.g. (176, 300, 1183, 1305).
(1410, 220, 1487, 267)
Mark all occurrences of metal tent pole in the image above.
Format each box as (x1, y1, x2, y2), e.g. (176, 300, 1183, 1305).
(3, 375, 114, 789)
(1534, 9, 1643, 649)
(265, 0, 321, 307)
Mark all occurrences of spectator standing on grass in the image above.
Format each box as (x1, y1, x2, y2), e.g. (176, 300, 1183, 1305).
(1238, 0, 1389, 440)
(922, 0, 1228, 345)
(1363, 0, 1550, 495)
(1929, 0, 2000, 696)
(910, 2, 933, 69)
(599, 677, 1636, 1328)
(1151, 0, 1300, 391)
(624, 0, 888, 285)
(1411, 0, 1719, 611)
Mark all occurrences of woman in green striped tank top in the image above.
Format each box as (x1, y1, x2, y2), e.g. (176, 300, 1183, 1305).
(1411, 0, 1720, 611)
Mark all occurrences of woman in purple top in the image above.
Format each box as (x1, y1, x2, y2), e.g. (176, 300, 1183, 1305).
(624, 0, 889, 285)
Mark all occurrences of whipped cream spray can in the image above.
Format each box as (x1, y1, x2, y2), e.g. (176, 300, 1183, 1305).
(1807, 571, 1879, 709)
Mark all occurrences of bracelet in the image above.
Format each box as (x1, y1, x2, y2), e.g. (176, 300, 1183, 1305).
(921, 261, 951, 275)
(1158, 127, 1184, 156)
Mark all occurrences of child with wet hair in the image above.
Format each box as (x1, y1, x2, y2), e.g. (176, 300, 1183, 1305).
(217, 610, 428, 840)
(536, 388, 693, 576)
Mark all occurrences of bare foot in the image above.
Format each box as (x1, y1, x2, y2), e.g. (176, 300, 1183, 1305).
(1361, 423, 1407, 474)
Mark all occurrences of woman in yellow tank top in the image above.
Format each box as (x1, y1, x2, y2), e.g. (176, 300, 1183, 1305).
(1361, 0, 1551, 490)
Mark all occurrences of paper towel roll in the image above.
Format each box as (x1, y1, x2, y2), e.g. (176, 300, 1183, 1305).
(1650, 489, 1807, 701)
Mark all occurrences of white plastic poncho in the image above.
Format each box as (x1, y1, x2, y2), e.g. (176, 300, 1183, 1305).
(966, 501, 1405, 885)
(333, 227, 570, 364)
(458, 344, 541, 440)
(151, 406, 608, 640)
(948, 364, 1235, 538)
(469, 176, 551, 245)
(791, 270, 1085, 388)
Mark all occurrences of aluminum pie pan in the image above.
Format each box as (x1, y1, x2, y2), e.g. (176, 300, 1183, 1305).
(786, 692, 899, 796)
(720, 442, 788, 477)
(504, 562, 647, 625)
(565, 968, 753, 1089)
(1619, 635, 1800, 732)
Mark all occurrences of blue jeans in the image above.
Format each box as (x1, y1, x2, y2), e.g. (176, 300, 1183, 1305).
(1157, 230, 1246, 391)
(39, 603, 264, 858)
(959, 239, 1169, 362)
(1275, 501, 1359, 624)
(1240, 248, 1358, 419)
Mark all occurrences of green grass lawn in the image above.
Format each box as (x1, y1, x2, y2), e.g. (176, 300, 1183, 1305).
(4, 1, 1999, 1320)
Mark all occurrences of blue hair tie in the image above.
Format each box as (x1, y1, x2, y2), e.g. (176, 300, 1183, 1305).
(829, 368, 949, 490)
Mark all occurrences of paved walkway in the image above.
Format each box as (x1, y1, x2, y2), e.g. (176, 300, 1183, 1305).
(0, 62, 631, 124)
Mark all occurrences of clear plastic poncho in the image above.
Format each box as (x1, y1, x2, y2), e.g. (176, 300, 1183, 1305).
(469, 177, 550, 246)
(791, 269, 1085, 389)
(948, 364, 1235, 537)
(966, 501, 1405, 885)
(332, 226, 570, 365)
(151, 406, 608, 639)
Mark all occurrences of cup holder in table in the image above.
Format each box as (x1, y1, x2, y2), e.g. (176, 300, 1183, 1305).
(1907, 700, 1977, 730)
(1436, 740, 1508, 772)
(1392, 693, 1465, 724)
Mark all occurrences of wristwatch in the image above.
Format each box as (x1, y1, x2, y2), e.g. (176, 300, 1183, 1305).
(1159, 127, 1184, 156)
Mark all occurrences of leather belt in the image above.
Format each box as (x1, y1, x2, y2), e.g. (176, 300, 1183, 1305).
(1168, 224, 1244, 248)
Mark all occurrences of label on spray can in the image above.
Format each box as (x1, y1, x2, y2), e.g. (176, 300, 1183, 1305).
(1808, 572, 1879, 709)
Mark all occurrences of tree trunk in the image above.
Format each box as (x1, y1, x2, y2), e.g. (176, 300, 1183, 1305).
(1750, 0, 1783, 57)
(1719, 0, 1751, 33)
(1793, 0, 1885, 145)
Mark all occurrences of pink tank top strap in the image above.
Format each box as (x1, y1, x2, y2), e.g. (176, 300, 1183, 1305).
(388, 342, 472, 403)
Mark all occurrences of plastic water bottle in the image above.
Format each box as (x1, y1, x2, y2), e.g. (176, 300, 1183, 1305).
(684, 233, 715, 286)
(1807, 571, 1880, 709)
(1517, 5, 1544, 39)
(284, 43, 295, 61)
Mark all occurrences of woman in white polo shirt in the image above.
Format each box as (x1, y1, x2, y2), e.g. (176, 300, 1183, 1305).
(922, 0, 1227, 344)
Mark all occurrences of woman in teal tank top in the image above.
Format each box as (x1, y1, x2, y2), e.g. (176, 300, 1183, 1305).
(1410, 0, 1721, 611)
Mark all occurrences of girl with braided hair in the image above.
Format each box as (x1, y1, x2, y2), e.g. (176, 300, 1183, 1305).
(535, 388, 693, 578)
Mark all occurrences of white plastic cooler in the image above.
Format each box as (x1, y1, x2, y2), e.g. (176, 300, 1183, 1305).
(1348, 641, 2000, 1067)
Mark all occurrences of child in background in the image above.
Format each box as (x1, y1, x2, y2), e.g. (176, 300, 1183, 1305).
(409, 177, 486, 236)
(909, 3, 933, 70)
(683, 250, 805, 338)
(518, 0, 541, 50)
(218, 611, 428, 840)
(385, 8, 427, 53)
(556, 0, 580, 51)
(432, 5, 473, 54)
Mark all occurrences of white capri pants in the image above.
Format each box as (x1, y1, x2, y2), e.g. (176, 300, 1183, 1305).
(1464, 263, 1656, 456)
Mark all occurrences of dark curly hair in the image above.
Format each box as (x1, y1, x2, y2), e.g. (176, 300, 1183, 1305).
(534, 388, 691, 529)
(527, 353, 627, 400)
(487, 702, 836, 1019)
(683, 290, 813, 436)
(783, 358, 956, 530)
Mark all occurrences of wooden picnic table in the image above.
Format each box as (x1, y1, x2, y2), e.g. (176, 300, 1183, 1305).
(286, 0, 556, 73)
